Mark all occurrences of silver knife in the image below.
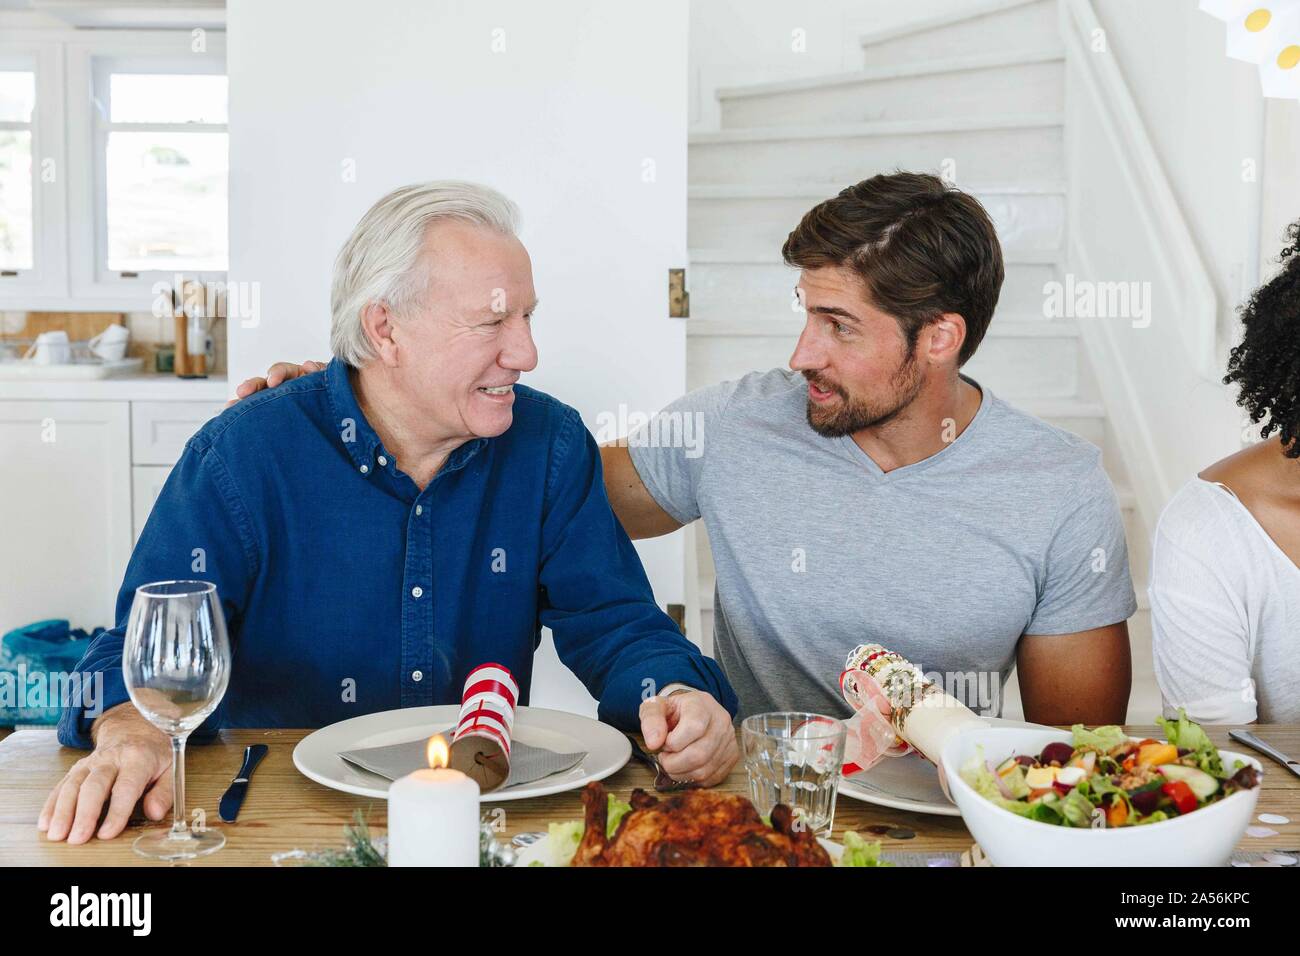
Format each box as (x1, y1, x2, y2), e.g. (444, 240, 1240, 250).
(1228, 730, 1300, 778)
(218, 744, 269, 822)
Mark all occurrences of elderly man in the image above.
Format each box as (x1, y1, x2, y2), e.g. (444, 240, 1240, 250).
(41, 182, 738, 845)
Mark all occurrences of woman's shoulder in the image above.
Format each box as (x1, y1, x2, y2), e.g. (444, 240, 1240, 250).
(1155, 478, 1251, 554)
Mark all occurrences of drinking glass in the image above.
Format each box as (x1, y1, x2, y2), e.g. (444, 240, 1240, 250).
(122, 580, 231, 860)
(741, 712, 846, 835)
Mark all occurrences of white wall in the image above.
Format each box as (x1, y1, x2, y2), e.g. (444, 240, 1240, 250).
(1261, 98, 1300, 283)
(1094, 0, 1268, 340)
(225, 0, 689, 714)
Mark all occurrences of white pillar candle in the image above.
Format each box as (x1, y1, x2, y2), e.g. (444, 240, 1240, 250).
(387, 739, 480, 867)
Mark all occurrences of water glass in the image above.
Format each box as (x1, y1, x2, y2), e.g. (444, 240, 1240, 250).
(741, 712, 846, 835)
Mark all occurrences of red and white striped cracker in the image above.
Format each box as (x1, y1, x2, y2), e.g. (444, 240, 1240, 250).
(452, 663, 518, 755)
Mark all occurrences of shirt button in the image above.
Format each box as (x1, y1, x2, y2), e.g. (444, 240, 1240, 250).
(359, 464, 369, 474)
(415, 505, 423, 516)
(411, 586, 423, 599)
(378, 455, 388, 466)
(411, 670, 423, 682)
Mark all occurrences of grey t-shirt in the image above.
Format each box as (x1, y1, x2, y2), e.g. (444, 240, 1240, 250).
(628, 368, 1137, 721)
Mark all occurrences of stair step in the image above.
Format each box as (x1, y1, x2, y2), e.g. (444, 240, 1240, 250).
(688, 319, 1081, 400)
(690, 115, 1064, 187)
(858, 0, 1061, 69)
(689, 246, 1060, 265)
(690, 113, 1065, 145)
(690, 182, 1067, 198)
(686, 316, 1080, 339)
(686, 253, 1059, 323)
(688, 183, 1064, 251)
(719, 51, 1064, 129)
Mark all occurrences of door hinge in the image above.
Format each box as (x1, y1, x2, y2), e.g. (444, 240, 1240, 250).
(668, 268, 689, 319)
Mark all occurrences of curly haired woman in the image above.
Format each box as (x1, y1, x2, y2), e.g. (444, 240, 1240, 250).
(1150, 221, 1300, 724)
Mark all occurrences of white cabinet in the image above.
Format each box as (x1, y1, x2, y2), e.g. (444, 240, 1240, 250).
(0, 387, 225, 638)
(0, 400, 132, 635)
(131, 465, 172, 543)
(131, 402, 225, 466)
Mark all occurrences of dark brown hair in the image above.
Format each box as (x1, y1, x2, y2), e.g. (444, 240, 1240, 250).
(782, 172, 1004, 366)
(1224, 218, 1300, 457)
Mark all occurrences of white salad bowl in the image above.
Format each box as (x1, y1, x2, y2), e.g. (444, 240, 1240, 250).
(941, 727, 1262, 867)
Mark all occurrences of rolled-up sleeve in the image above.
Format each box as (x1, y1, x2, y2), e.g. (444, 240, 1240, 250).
(539, 411, 737, 730)
(625, 380, 737, 527)
(57, 442, 258, 748)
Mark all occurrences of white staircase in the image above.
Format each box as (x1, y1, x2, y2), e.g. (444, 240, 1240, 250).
(685, 0, 1159, 722)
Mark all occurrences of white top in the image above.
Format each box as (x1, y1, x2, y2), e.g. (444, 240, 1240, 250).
(1149, 478, 1300, 724)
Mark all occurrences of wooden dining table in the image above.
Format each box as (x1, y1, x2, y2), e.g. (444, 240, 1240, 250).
(1, 724, 1297, 866)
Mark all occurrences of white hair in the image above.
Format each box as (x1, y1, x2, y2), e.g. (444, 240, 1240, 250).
(329, 180, 521, 367)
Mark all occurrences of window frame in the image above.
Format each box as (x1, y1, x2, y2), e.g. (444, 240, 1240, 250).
(0, 37, 67, 300)
(65, 31, 227, 306)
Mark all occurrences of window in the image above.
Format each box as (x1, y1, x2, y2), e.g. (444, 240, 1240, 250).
(0, 68, 35, 273)
(93, 63, 228, 277)
(0, 32, 225, 307)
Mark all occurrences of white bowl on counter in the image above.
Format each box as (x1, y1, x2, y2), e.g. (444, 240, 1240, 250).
(941, 726, 1262, 867)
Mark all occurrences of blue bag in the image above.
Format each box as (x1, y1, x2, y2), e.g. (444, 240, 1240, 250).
(0, 619, 100, 727)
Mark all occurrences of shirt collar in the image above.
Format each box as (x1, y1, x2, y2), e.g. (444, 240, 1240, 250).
(325, 358, 383, 472)
(324, 358, 489, 479)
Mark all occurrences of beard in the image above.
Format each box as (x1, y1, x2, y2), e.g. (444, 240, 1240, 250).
(803, 346, 923, 438)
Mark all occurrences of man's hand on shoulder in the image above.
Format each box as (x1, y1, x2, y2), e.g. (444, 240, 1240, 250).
(226, 359, 326, 408)
(638, 688, 738, 788)
(38, 702, 173, 844)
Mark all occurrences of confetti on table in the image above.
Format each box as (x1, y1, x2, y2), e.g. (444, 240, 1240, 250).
(865, 824, 893, 835)
(926, 857, 957, 867)
(1231, 860, 1252, 867)
(1264, 852, 1298, 866)
(1258, 813, 1291, 826)
(1246, 825, 1279, 838)
(886, 827, 916, 840)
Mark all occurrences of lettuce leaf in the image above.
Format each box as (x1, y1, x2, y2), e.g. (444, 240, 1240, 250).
(838, 831, 893, 867)
(1156, 709, 1224, 777)
(1134, 810, 1170, 826)
(1059, 788, 1098, 827)
(548, 794, 636, 866)
(546, 820, 584, 867)
(1071, 723, 1128, 754)
(961, 747, 1063, 823)
(606, 793, 632, 837)
(1000, 763, 1031, 799)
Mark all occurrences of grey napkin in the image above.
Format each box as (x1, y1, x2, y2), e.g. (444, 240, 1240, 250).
(339, 728, 586, 793)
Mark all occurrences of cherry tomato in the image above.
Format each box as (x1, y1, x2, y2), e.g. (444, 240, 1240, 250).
(1161, 780, 1198, 815)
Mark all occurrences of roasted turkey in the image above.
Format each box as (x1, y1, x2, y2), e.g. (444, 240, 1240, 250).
(571, 782, 832, 867)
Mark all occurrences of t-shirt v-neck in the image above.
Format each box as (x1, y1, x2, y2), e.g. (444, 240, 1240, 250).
(834, 375, 991, 482)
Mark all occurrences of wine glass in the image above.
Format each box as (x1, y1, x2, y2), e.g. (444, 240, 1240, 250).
(122, 580, 231, 860)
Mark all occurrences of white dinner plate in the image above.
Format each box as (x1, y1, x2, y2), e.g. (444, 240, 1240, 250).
(292, 705, 631, 802)
(515, 833, 845, 867)
(836, 716, 1047, 817)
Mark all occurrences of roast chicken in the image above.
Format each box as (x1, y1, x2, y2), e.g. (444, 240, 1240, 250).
(571, 782, 832, 867)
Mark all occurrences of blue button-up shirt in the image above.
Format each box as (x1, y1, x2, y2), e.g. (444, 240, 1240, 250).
(59, 360, 735, 747)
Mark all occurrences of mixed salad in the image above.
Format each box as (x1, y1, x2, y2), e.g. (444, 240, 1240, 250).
(537, 794, 892, 867)
(961, 710, 1261, 828)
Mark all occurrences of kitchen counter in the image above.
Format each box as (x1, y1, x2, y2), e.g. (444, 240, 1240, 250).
(0, 373, 229, 403)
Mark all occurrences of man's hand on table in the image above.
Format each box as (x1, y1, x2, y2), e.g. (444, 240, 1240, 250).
(226, 359, 326, 407)
(38, 702, 173, 844)
(638, 690, 738, 788)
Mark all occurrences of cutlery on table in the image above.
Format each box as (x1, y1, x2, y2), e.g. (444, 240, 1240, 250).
(1228, 730, 1300, 778)
(218, 744, 270, 822)
(625, 734, 698, 792)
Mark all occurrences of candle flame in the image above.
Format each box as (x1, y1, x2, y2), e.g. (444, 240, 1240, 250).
(426, 734, 450, 769)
